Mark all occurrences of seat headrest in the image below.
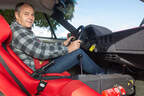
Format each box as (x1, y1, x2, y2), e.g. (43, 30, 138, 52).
(0, 15, 12, 44)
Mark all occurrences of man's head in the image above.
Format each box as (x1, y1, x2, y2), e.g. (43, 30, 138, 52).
(15, 2, 35, 28)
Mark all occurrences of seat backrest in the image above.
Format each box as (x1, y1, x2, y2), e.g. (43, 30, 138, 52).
(0, 15, 33, 74)
(0, 15, 27, 96)
(0, 14, 40, 94)
(0, 15, 11, 44)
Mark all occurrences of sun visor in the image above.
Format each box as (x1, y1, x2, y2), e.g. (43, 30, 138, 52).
(40, 0, 59, 10)
(0, 0, 56, 16)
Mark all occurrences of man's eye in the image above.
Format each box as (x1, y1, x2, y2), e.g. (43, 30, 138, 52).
(24, 13, 29, 15)
(31, 14, 34, 16)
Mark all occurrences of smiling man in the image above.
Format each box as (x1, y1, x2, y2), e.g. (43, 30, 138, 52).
(10, 2, 104, 74)
(15, 3, 35, 28)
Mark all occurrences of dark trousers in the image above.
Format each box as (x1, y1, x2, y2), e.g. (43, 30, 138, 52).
(46, 49, 104, 74)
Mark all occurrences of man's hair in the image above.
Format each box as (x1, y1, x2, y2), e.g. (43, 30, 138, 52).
(15, 2, 34, 12)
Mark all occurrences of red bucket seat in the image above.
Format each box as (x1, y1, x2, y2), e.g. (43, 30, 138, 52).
(0, 15, 102, 96)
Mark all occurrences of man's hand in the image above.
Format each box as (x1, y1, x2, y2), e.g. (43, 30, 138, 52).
(67, 40, 81, 53)
(63, 36, 75, 46)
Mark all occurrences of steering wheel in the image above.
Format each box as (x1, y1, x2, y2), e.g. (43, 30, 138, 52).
(77, 25, 96, 51)
(67, 25, 85, 46)
(76, 25, 91, 49)
(76, 25, 85, 40)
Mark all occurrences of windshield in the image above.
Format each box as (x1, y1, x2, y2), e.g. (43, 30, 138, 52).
(33, 0, 144, 39)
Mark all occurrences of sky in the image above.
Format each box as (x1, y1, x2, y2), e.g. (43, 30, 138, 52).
(33, 0, 144, 38)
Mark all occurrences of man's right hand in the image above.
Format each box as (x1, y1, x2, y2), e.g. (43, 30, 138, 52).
(63, 36, 75, 46)
(67, 40, 81, 53)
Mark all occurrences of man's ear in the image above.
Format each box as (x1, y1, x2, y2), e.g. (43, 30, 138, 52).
(15, 12, 19, 20)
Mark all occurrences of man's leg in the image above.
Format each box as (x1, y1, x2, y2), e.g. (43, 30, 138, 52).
(46, 49, 104, 74)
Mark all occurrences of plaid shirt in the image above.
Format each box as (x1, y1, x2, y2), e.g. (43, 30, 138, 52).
(10, 22, 68, 70)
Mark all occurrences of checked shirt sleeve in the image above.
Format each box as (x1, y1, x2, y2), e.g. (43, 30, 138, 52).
(11, 27, 68, 60)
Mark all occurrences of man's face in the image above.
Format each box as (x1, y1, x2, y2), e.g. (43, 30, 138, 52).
(15, 4, 35, 28)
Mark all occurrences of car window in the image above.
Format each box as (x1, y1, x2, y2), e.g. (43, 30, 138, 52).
(32, 24, 69, 39)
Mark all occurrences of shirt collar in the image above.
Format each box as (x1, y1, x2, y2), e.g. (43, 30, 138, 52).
(14, 21, 32, 30)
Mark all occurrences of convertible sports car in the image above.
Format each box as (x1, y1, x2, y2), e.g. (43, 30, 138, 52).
(0, 0, 144, 96)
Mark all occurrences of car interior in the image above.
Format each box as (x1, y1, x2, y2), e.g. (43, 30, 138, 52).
(0, 0, 144, 96)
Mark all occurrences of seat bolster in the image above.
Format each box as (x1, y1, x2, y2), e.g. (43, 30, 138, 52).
(0, 15, 11, 43)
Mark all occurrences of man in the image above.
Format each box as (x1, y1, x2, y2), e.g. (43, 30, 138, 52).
(10, 2, 104, 74)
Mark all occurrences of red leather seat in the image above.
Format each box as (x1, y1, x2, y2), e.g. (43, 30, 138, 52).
(0, 14, 101, 96)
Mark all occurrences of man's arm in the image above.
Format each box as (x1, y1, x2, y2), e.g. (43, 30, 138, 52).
(12, 28, 68, 60)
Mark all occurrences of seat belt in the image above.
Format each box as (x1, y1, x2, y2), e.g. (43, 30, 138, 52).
(36, 80, 47, 95)
(0, 55, 31, 96)
(50, 9, 79, 38)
